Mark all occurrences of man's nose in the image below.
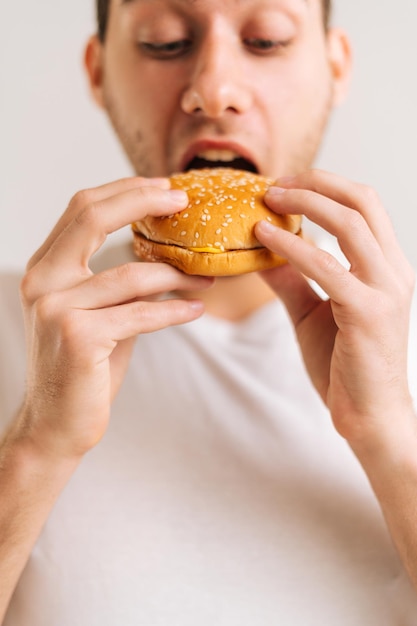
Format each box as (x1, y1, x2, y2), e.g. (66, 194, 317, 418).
(181, 33, 253, 118)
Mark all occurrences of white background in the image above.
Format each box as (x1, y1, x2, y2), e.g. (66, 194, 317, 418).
(1, 1, 416, 271)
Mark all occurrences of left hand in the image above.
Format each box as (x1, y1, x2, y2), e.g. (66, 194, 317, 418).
(255, 169, 416, 454)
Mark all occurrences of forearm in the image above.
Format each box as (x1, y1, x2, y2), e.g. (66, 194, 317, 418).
(351, 407, 417, 590)
(0, 413, 80, 622)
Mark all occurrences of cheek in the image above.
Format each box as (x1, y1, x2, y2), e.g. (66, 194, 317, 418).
(105, 62, 175, 133)
(106, 44, 174, 111)
(278, 57, 332, 122)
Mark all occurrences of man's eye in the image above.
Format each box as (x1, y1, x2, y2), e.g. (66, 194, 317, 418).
(244, 38, 290, 54)
(140, 39, 192, 59)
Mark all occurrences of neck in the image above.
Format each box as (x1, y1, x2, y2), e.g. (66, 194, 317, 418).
(181, 272, 277, 321)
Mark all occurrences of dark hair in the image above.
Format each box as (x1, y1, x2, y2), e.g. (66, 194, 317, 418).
(97, 0, 333, 43)
(323, 0, 332, 30)
(97, 0, 108, 43)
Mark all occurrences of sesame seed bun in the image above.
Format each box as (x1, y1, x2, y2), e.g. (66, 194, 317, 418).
(132, 168, 302, 276)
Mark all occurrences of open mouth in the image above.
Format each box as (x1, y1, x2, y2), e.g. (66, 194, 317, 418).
(184, 149, 258, 174)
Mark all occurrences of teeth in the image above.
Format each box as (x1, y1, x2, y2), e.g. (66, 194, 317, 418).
(196, 149, 240, 162)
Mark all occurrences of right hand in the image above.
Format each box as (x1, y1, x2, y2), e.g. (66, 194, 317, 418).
(18, 177, 212, 458)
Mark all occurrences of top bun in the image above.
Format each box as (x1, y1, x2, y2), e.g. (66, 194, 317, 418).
(132, 168, 302, 276)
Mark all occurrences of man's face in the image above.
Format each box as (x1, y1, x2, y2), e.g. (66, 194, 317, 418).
(93, 0, 346, 178)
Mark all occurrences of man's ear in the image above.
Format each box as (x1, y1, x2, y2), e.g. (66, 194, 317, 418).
(84, 35, 105, 109)
(326, 28, 353, 107)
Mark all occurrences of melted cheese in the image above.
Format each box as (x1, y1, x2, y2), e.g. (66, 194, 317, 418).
(189, 246, 223, 254)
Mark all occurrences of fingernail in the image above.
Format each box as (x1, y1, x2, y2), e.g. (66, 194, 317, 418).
(266, 186, 286, 197)
(277, 176, 296, 185)
(258, 219, 278, 234)
(169, 189, 189, 205)
(188, 300, 205, 312)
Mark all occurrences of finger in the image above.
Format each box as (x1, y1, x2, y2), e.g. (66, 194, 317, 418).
(27, 177, 170, 269)
(255, 219, 361, 306)
(264, 187, 387, 285)
(60, 263, 214, 310)
(30, 186, 189, 292)
(84, 297, 206, 344)
(274, 169, 404, 263)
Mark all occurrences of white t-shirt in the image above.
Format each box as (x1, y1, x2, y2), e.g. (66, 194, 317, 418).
(1, 252, 417, 625)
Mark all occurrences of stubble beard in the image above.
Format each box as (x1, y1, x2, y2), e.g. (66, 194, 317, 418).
(281, 88, 334, 177)
(103, 85, 334, 180)
(103, 92, 158, 178)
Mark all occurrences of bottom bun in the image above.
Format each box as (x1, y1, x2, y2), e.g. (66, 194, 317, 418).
(133, 231, 291, 276)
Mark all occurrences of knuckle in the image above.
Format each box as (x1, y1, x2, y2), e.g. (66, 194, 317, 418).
(115, 262, 138, 284)
(20, 269, 42, 306)
(308, 168, 323, 187)
(69, 188, 95, 211)
(132, 185, 167, 206)
(357, 184, 380, 207)
(33, 292, 61, 325)
(132, 185, 155, 202)
(294, 188, 312, 205)
(126, 300, 150, 329)
(96, 263, 139, 292)
(20, 271, 36, 305)
(74, 201, 102, 231)
(59, 309, 82, 344)
(31, 297, 86, 354)
(343, 209, 365, 234)
(316, 249, 343, 277)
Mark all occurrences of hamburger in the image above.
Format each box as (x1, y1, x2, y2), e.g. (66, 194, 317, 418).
(132, 168, 302, 276)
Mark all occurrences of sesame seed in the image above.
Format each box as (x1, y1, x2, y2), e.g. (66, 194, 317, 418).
(182, 213, 189, 219)
(180, 231, 187, 236)
(172, 221, 178, 227)
(216, 228, 222, 235)
(195, 232, 200, 239)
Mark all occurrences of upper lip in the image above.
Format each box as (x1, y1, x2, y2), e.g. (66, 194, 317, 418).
(179, 139, 260, 173)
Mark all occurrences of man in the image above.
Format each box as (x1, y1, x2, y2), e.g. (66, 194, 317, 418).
(0, 0, 416, 623)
